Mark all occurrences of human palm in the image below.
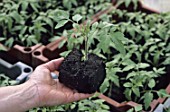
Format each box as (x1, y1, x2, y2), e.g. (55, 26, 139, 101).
(28, 58, 93, 107)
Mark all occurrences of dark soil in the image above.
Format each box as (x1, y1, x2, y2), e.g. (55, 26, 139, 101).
(59, 49, 106, 94)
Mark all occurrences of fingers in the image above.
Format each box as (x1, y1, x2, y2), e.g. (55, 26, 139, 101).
(74, 93, 93, 101)
(41, 58, 64, 72)
(65, 92, 93, 104)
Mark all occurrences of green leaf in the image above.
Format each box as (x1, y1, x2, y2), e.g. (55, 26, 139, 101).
(27, 35, 38, 45)
(110, 32, 126, 56)
(5, 38, 14, 48)
(138, 63, 150, 69)
(72, 14, 82, 23)
(162, 57, 170, 65)
(30, 3, 39, 12)
(45, 18, 53, 27)
(21, 1, 28, 11)
(124, 82, 133, 87)
(0, 45, 7, 51)
(97, 35, 111, 53)
(125, 0, 131, 7)
(10, 11, 22, 23)
(53, 10, 69, 21)
(132, 87, 140, 97)
(7, 17, 13, 31)
(70, 104, 76, 109)
(144, 92, 153, 110)
(60, 50, 71, 57)
(55, 20, 68, 29)
(122, 59, 136, 65)
(114, 32, 128, 41)
(100, 79, 109, 93)
(20, 26, 27, 35)
(127, 108, 134, 112)
(149, 46, 157, 52)
(148, 79, 155, 89)
(153, 51, 160, 66)
(58, 39, 66, 49)
(124, 88, 132, 100)
(101, 104, 110, 110)
(49, 36, 62, 42)
(126, 72, 136, 79)
(109, 74, 120, 87)
(0, 38, 6, 41)
(123, 64, 135, 71)
(157, 89, 170, 98)
(134, 105, 143, 112)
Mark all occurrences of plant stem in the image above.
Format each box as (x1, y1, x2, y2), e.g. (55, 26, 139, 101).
(108, 82, 112, 97)
(84, 35, 88, 60)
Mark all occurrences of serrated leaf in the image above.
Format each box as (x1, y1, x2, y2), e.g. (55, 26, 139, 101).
(148, 79, 155, 89)
(72, 14, 82, 22)
(97, 35, 110, 53)
(110, 32, 126, 56)
(55, 20, 68, 29)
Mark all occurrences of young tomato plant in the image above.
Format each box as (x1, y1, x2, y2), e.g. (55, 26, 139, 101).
(55, 13, 126, 59)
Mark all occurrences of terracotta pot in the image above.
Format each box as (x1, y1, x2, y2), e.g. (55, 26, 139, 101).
(98, 93, 139, 112)
(7, 44, 41, 66)
(31, 37, 66, 68)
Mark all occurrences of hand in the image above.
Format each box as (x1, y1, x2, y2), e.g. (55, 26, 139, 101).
(27, 58, 93, 107)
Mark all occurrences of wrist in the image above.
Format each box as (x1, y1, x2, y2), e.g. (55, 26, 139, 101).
(16, 81, 40, 111)
(0, 80, 39, 112)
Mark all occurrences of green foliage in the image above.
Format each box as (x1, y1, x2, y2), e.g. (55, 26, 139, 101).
(55, 13, 126, 59)
(29, 96, 110, 112)
(117, 0, 139, 10)
(0, 74, 17, 87)
(99, 8, 170, 110)
(0, 0, 112, 47)
(1, 0, 170, 111)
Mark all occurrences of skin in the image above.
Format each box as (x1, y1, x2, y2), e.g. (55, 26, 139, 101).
(0, 58, 93, 112)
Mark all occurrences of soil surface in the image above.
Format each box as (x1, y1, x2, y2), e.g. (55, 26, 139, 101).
(59, 49, 106, 93)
